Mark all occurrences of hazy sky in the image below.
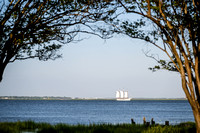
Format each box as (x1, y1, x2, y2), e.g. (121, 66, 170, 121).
(0, 34, 185, 98)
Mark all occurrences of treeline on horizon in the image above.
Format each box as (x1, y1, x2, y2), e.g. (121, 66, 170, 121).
(0, 96, 187, 100)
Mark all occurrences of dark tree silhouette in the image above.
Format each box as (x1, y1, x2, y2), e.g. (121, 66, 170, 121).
(0, 0, 117, 82)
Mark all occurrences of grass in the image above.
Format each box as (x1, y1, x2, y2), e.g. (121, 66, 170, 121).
(0, 121, 196, 133)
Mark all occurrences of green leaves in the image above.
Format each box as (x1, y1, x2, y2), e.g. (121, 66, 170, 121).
(36, 43, 62, 61)
(120, 19, 154, 43)
(149, 58, 178, 72)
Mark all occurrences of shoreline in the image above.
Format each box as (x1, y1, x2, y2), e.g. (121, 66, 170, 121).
(0, 96, 187, 100)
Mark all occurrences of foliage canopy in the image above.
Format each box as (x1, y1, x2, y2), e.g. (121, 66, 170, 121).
(0, 0, 117, 81)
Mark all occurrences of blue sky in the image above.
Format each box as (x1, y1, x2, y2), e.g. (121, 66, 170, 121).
(0, 34, 185, 98)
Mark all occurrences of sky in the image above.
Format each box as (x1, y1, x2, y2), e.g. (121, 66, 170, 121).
(0, 34, 185, 98)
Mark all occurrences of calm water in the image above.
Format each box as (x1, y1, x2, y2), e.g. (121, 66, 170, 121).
(0, 100, 194, 125)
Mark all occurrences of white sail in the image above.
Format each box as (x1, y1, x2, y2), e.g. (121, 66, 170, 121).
(120, 91, 124, 98)
(116, 91, 120, 98)
(116, 90, 131, 101)
(124, 91, 128, 98)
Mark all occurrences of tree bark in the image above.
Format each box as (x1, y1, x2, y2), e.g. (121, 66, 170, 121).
(193, 108, 200, 133)
(182, 76, 200, 133)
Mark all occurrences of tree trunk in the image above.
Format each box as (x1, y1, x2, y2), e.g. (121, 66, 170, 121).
(0, 63, 7, 82)
(193, 108, 200, 133)
(181, 74, 200, 133)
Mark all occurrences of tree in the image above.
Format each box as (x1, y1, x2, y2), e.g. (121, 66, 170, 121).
(0, 0, 116, 82)
(111, 0, 200, 132)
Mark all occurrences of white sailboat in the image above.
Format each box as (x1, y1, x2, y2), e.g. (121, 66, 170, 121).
(116, 90, 131, 101)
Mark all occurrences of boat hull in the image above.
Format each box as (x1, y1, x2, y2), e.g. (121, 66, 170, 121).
(116, 98, 131, 101)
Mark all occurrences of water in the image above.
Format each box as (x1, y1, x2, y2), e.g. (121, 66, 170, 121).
(0, 100, 194, 125)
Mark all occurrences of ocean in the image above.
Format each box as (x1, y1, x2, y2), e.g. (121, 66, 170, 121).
(0, 100, 194, 125)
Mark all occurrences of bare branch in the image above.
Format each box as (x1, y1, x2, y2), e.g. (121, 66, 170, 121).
(9, 55, 38, 63)
(142, 49, 160, 62)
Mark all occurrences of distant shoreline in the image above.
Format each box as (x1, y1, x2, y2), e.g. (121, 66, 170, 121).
(0, 96, 187, 100)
